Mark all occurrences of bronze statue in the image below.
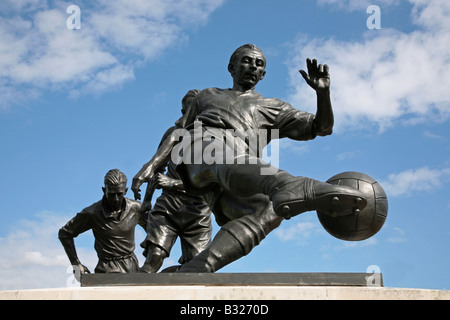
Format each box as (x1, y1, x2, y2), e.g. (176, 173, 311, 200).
(59, 169, 146, 275)
(132, 44, 368, 273)
(139, 90, 212, 273)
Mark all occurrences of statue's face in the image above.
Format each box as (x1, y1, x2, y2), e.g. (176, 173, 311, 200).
(103, 183, 127, 211)
(230, 48, 266, 90)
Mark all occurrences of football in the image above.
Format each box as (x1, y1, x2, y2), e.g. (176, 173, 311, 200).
(316, 171, 388, 241)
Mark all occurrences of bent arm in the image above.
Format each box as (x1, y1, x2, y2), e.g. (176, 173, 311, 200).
(58, 212, 92, 273)
(132, 126, 179, 200)
(133, 90, 201, 200)
(58, 231, 81, 266)
(313, 90, 333, 136)
(299, 58, 334, 137)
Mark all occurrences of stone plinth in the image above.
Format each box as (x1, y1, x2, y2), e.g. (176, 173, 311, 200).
(1, 285, 449, 300)
(1, 272, 448, 300)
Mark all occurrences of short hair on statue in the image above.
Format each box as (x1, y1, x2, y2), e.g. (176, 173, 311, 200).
(104, 169, 127, 187)
(228, 44, 266, 68)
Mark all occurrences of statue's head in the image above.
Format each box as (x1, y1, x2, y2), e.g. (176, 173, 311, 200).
(228, 44, 266, 91)
(102, 169, 128, 211)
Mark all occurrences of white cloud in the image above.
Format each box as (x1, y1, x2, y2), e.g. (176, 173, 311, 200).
(317, 0, 400, 11)
(0, 210, 184, 290)
(410, 0, 450, 32)
(0, 7, 118, 86)
(380, 166, 450, 197)
(279, 139, 310, 157)
(0, 0, 225, 109)
(336, 150, 359, 161)
(288, 0, 450, 132)
(0, 211, 97, 290)
(386, 226, 407, 243)
(341, 237, 378, 248)
(423, 130, 446, 140)
(0, 0, 45, 12)
(274, 221, 321, 243)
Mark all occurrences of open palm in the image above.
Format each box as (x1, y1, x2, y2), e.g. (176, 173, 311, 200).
(299, 58, 330, 94)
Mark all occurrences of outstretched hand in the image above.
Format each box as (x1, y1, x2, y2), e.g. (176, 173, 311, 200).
(154, 173, 174, 189)
(299, 58, 330, 94)
(153, 173, 184, 191)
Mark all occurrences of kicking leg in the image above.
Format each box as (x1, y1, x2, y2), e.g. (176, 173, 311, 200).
(180, 155, 367, 219)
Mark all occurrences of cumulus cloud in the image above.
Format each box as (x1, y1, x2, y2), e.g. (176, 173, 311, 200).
(0, 0, 224, 109)
(288, 0, 450, 132)
(380, 166, 450, 197)
(0, 210, 179, 290)
(0, 211, 98, 290)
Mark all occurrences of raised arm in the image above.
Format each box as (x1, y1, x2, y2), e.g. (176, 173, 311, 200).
(299, 58, 333, 136)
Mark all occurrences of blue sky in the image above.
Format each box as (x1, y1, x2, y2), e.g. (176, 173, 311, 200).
(0, 0, 449, 291)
